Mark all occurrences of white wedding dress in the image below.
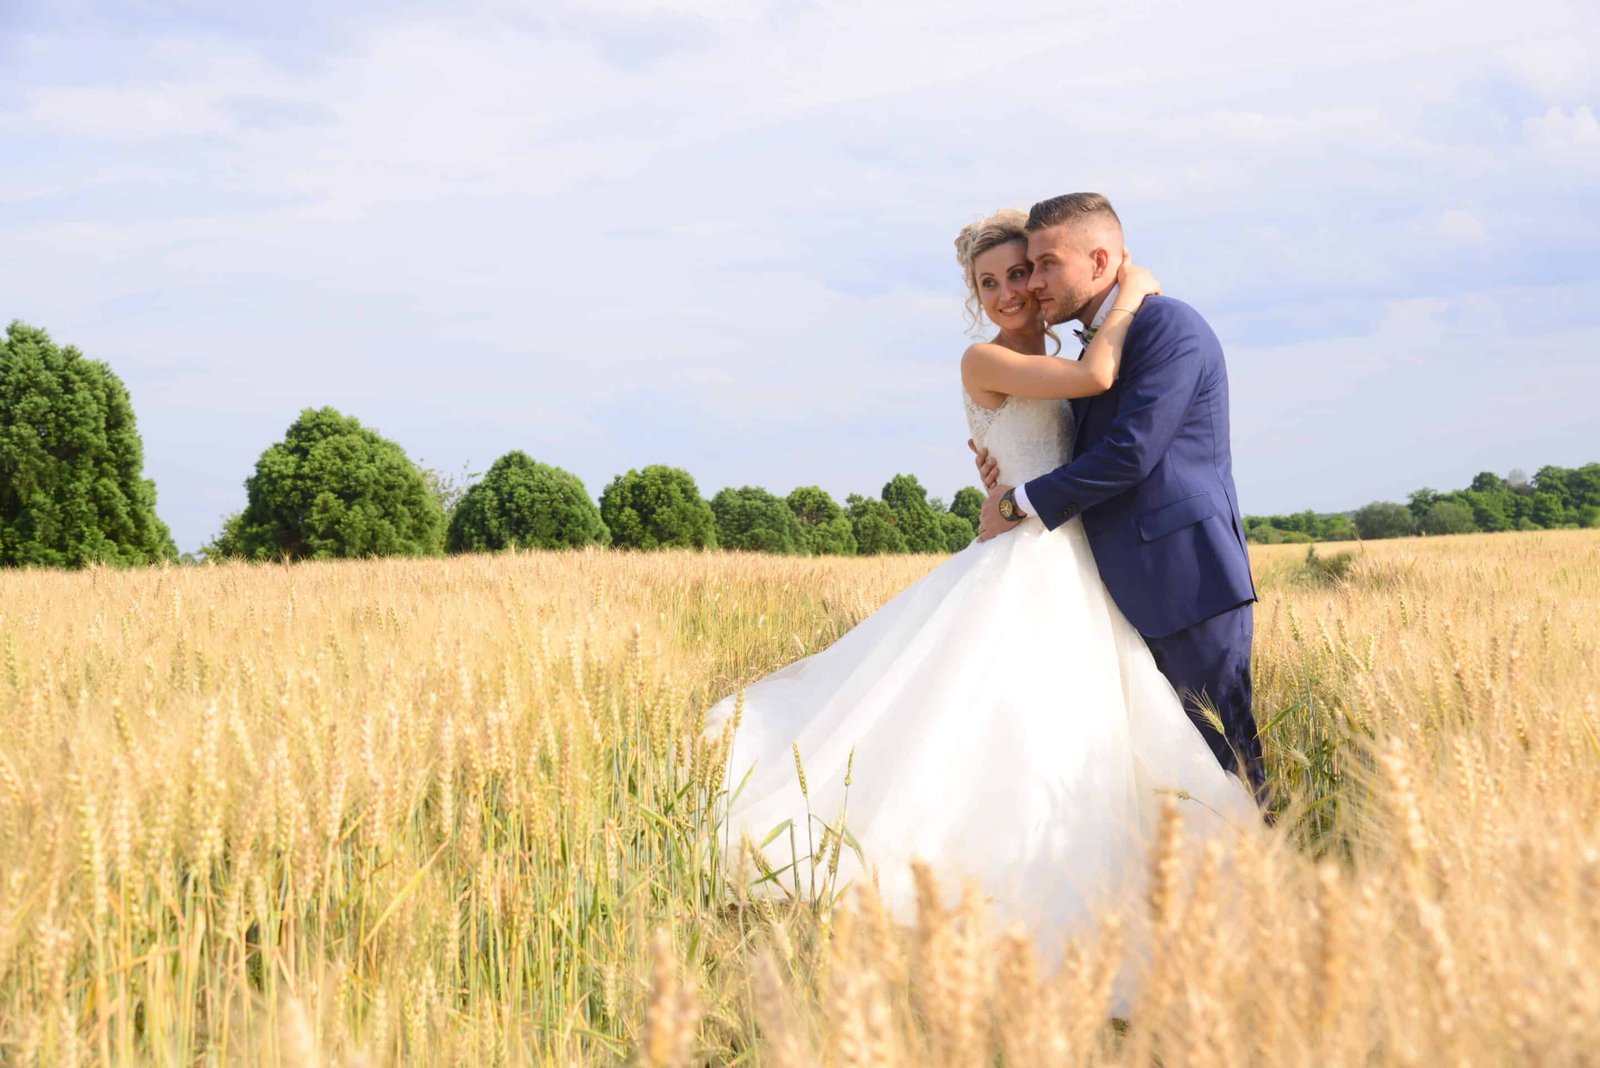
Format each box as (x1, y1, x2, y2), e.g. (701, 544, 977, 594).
(706, 388, 1257, 955)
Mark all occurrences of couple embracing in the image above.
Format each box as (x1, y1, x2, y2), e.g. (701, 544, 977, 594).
(709, 192, 1265, 952)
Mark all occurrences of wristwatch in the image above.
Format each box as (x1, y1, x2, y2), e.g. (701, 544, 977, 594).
(998, 488, 1027, 523)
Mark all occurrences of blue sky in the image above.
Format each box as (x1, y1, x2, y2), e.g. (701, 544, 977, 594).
(3, 0, 1598, 552)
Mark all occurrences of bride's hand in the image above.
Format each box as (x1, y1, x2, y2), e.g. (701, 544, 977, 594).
(1115, 252, 1160, 310)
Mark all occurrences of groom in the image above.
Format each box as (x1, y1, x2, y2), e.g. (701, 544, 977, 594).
(974, 192, 1265, 800)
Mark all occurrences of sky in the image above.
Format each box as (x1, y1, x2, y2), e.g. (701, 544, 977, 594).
(2, 0, 1598, 553)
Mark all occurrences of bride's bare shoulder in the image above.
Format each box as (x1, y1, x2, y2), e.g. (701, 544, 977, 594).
(961, 345, 1010, 411)
(960, 341, 1019, 375)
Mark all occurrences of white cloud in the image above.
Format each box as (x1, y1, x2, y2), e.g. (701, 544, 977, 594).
(1523, 105, 1600, 172)
(1498, 27, 1600, 100)
(1, 0, 1597, 549)
(10, 81, 235, 139)
(1229, 280, 1600, 513)
(1433, 209, 1486, 242)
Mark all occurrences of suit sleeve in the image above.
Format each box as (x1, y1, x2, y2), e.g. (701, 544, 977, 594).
(1022, 311, 1205, 530)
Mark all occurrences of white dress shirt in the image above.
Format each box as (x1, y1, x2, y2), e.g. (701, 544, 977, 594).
(1010, 283, 1120, 520)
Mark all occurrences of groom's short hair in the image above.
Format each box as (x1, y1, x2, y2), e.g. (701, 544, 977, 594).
(1026, 193, 1121, 233)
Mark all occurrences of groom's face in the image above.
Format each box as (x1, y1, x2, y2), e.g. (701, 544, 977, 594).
(1026, 225, 1105, 326)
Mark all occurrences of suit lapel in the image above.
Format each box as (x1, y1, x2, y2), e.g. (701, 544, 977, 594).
(1071, 343, 1095, 452)
(1072, 395, 1094, 453)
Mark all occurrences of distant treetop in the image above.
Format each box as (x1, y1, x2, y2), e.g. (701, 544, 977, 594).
(711, 485, 807, 554)
(0, 321, 176, 568)
(216, 406, 444, 561)
(599, 465, 717, 550)
(447, 451, 607, 552)
(1246, 462, 1600, 542)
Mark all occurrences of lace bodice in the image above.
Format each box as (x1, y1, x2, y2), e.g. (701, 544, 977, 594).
(963, 390, 1075, 488)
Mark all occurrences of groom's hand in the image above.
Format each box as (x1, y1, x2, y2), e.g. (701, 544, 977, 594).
(978, 484, 1021, 542)
(968, 439, 1000, 490)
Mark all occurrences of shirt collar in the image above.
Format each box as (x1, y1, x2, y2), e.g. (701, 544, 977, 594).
(1073, 283, 1121, 346)
(1089, 283, 1121, 331)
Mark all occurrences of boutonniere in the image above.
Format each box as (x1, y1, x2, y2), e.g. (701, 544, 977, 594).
(1073, 325, 1096, 346)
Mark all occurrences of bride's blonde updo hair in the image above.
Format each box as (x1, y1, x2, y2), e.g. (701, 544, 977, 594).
(954, 208, 1029, 333)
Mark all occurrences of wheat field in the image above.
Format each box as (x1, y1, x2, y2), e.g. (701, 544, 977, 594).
(1, 531, 1598, 1065)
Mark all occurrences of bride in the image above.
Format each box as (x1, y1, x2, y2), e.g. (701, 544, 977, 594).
(706, 208, 1256, 951)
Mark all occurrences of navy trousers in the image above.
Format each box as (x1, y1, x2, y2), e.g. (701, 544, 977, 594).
(1142, 602, 1265, 802)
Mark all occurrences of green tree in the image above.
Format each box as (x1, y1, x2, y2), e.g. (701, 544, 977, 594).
(1580, 504, 1600, 529)
(1354, 501, 1416, 540)
(1286, 510, 1321, 535)
(1460, 489, 1512, 532)
(446, 451, 607, 552)
(1529, 491, 1571, 528)
(419, 460, 478, 520)
(0, 321, 176, 567)
(1533, 465, 1573, 508)
(846, 494, 907, 555)
(1246, 462, 1600, 542)
(1469, 471, 1507, 495)
(1245, 510, 1356, 541)
(937, 511, 975, 552)
(226, 406, 444, 561)
(880, 473, 944, 553)
(1321, 514, 1357, 541)
(599, 465, 716, 550)
(950, 486, 984, 532)
(710, 485, 806, 553)
(1567, 464, 1600, 508)
(202, 512, 245, 561)
(1407, 488, 1441, 518)
(1419, 500, 1477, 536)
(785, 486, 856, 556)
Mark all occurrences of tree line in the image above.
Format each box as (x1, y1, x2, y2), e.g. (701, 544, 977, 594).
(1246, 465, 1600, 543)
(200, 406, 984, 560)
(1, 322, 982, 566)
(4, 321, 1595, 568)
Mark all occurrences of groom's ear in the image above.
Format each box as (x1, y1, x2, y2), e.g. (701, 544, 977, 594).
(1092, 245, 1113, 279)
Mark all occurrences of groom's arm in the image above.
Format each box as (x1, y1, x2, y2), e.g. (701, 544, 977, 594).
(1021, 305, 1205, 531)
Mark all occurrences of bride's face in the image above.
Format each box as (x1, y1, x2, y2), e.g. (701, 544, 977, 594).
(973, 240, 1038, 332)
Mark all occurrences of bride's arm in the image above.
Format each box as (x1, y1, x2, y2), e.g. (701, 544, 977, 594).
(961, 262, 1160, 401)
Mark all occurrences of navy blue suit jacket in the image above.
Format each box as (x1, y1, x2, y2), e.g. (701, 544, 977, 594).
(1022, 296, 1256, 638)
